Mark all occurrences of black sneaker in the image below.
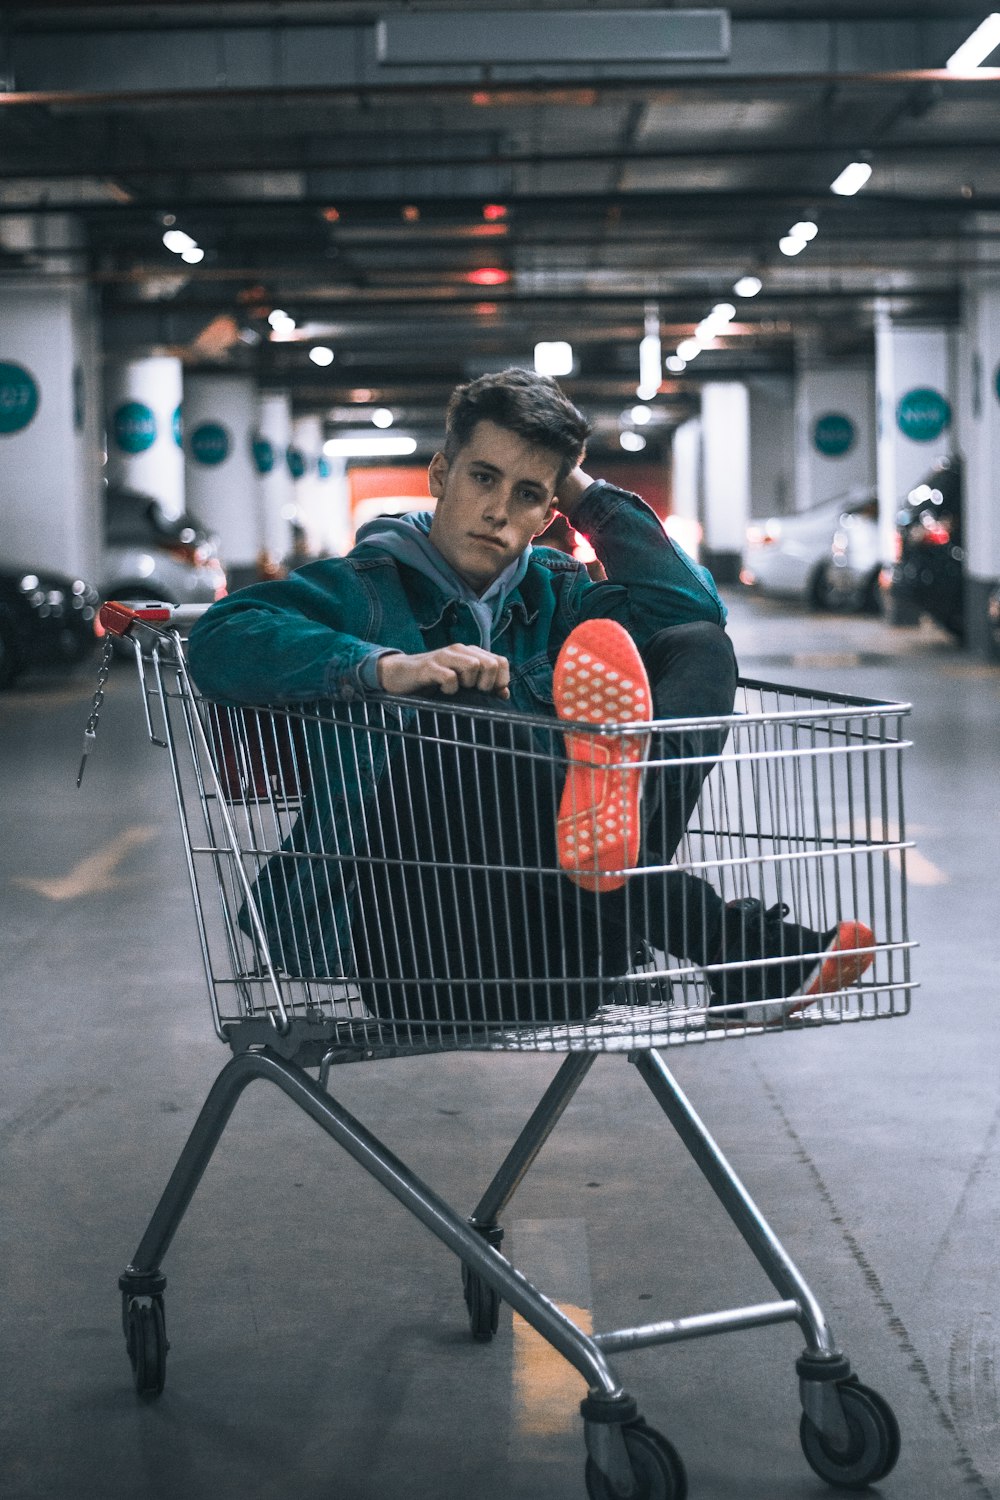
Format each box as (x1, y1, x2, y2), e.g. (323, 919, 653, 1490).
(706, 898, 875, 1028)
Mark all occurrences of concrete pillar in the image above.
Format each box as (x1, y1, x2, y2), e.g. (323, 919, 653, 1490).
(746, 375, 795, 518)
(700, 382, 750, 582)
(793, 361, 875, 512)
(105, 355, 184, 520)
(668, 416, 703, 561)
(183, 373, 260, 580)
(875, 313, 958, 568)
(254, 391, 294, 569)
(291, 414, 350, 560)
(958, 271, 1000, 655)
(0, 279, 104, 581)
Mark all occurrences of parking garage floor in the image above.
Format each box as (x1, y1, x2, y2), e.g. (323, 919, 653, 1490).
(2, 590, 998, 1500)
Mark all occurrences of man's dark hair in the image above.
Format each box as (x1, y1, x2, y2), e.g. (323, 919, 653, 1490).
(443, 367, 591, 485)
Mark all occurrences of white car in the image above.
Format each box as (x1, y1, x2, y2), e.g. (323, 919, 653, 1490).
(741, 489, 882, 612)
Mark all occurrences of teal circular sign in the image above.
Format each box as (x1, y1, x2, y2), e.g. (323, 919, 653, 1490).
(286, 445, 306, 479)
(251, 434, 275, 474)
(172, 404, 183, 448)
(190, 421, 231, 466)
(317, 455, 332, 480)
(813, 412, 856, 457)
(994, 362, 1000, 405)
(896, 387, 951, 443)
(0, 362, 39, 435)
(113, 400, 157, 453)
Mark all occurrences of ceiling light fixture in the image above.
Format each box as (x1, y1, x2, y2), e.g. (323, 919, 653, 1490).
(629, 405, 652, 426)
(789, 221, 818, 241)
(162, 228, 198, 255)
(180, 246, 205, 264)
(636, 303, 662, 401)
(733, 275, 762, 297)
(482, 203, 508, 221)
(323, 435, 417, 458)
(779, 234, 808, 256)
(371, 408, 395, 428)
(830, 161, 873, 196)
(665, 355, 687, 373)
(676, 338, 701, 362)
(710, 302, 736, 321)
(946, 13, 1000, 70)
(620, 431, 647, 452)
(467, 267, 509, 285)
(534, 341, 574, 377)
(309, 346, 335, 367)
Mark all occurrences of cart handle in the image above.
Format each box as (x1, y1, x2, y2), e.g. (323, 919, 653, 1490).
(99, 600, 210, 637)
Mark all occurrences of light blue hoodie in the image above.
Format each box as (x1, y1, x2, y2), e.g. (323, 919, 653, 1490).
(353, 509, 534, 686)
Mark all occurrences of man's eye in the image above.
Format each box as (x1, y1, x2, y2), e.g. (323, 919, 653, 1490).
(473, 471, 493, 484)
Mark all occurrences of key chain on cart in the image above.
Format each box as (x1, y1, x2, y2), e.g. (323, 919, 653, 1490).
(76, 601, 174, 786)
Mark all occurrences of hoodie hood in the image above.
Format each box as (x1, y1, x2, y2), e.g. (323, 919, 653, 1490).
(355, 509, 533, 648)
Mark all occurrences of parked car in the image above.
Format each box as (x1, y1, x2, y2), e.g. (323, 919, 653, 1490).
(0, 562, 100, 688)
(741, 488, 881, 612)
(890, 458, 964, 638)
(101, 486, 227, 607)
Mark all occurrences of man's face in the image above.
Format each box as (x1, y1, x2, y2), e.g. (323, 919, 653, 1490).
(427, 419, 560, 593)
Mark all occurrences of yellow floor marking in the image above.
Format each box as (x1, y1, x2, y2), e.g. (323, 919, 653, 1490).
(13, 824, 158, 900)
(890, 846, 949, 887)
(512, 1301, 594, 1437)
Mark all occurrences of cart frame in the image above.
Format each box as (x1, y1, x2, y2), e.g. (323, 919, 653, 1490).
(102, 610, 911, 1497)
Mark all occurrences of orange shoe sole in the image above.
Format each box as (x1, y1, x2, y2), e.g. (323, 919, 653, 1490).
(553, 619, 652, 892)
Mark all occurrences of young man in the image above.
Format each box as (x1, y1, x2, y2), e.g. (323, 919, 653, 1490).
(188, 368, 872, 1029)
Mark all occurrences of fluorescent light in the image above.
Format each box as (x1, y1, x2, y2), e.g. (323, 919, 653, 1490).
(789, 221, 818, 241)
(162, 229, 197, 254)
(946, 13, 1000, 71)
(665, 355, 687, 373)
(711, 302, 736, 321)
(268, 309, 295, 329)
(534, 340, 574, 376)
(734, 275, 762, 297)
(323, 435, 417, 458)
(619, 431, 646, 452)
(779, 235, 807, 256)
(676, 338, 701, 362)
(309, 346, 335, 366)
(639, 332, 662, 395)
(180, 246, 205, 264)
(629, 405, 652, 425)
(830, 161, 872, 196)
(371, 408, 394, 428)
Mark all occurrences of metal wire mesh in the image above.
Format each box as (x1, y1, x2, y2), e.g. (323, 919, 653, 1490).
(145, 639, 914, 1056)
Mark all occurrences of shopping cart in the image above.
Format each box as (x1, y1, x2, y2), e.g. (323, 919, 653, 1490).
(88, 601, 914, 1498)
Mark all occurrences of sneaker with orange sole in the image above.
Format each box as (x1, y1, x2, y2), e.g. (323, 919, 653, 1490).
(553, 619, 652, 892)
(707, 899, 876, 1028)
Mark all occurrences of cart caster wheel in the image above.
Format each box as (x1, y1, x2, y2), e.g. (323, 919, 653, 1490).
(585, 1419, 687, 1500)
(800, 1378, 900, 1489)
(125, 1297, 168, 1398)
(461, 1262, 500, 1343)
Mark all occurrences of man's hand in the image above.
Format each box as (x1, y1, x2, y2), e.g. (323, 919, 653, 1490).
(377, 645, 511, 699)
(554, 463, 597, 522)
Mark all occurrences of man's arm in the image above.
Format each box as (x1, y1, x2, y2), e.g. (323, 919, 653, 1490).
(549, 471, 727, 646)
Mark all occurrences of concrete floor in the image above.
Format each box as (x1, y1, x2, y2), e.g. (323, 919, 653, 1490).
(2, 590, 998, 1500)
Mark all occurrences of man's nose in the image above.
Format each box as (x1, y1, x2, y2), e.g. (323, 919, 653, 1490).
(483, 489, 513, 524)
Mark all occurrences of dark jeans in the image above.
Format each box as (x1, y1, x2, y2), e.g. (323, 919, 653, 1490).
(351, 622, 738, 1027)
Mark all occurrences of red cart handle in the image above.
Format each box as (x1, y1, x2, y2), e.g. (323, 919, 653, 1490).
(99, 600, 174, 636)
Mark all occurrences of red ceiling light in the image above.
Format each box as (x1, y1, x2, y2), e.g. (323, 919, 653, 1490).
(322, 206, 341, 222)
(471, 91, 491, 106)
(402, 204, 421, 222)
(467, 267, 509, 285)
(482, 203, 508, 221)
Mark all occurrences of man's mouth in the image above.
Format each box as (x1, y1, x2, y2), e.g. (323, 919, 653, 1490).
(470, 533, 506, 549)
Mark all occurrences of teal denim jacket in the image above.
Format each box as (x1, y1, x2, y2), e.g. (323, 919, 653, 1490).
(186, 481, 726, 978)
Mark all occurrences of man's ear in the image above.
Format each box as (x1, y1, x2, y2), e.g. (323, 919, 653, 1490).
(428, 451, 449, 498)
(533, 503, 558, 538)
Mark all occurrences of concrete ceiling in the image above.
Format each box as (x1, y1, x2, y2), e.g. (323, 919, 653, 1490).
(2, 1, 998, 453)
